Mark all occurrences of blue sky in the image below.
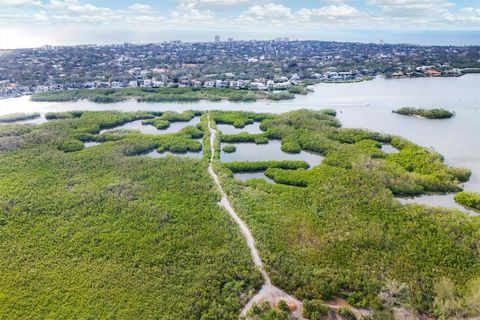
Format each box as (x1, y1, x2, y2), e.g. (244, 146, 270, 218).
(0, 0, 479, 48)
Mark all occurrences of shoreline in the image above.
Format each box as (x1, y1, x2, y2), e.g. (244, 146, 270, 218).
(2, 73, 475, 102)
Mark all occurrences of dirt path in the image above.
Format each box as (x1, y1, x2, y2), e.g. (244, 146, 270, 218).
(206, 112, 372, 319)
(206, 112, 305, 318)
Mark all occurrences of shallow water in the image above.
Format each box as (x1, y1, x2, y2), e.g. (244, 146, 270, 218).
(14, 115, 48, 125)
(100, 117, 200, 135)
(398, 194, 479, 216)
(144, 149, 203, 159)
(381, 144, 400, 154)
(217, 122, 262, 135)
(1, 75, 479, 211)
(84, 141, 100, 148)
(220, 140, 324, 168)
(234, 172, 274, 183)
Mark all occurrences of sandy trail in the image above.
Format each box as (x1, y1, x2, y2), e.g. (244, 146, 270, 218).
(206, 112, 371, 319)
(206, 112, 305, 318)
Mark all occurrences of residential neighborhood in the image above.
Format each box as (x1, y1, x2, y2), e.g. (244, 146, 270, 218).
(1, 40, 479, 98)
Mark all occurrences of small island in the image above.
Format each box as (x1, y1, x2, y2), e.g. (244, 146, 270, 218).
(0, 112, 40, 123)
(393, 107, 454, 119)
(222, 144, 236, 153)
(454, 191, 480, 210)
(30, 86, 308, 104)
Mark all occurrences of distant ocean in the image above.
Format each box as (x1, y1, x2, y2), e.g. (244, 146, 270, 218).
(1, 27, 479, 49)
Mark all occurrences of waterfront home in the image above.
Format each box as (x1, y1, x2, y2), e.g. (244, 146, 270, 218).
(425, 69, 441, 77)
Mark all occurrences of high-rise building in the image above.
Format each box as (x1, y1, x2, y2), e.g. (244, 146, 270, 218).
(215, 35, 220, 43)
(227, 37, 234, 43)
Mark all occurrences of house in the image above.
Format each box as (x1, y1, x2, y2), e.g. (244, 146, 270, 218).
(274, 82, 292, 89)
(229, 81, 239, 89)
(391, 71, 404, 78)
(425, 69, 441, 77)
(128, 81, 138, 87)
(266, 80, 275, 90)
(204, 81, 215, 88)
(290, 74, 301, 82)
(34, 85, 49, 93)
(96, 82, 110, 88)
(111, 81, 124, 88)
(250, 82, 267, 90)
(84, 82, 96, 89)
(215, 80, 227, 88)
(152, 81, 164, 88)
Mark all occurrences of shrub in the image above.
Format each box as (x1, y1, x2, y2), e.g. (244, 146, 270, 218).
(45, 111, 84, 120)
(0, 112, 40, 123)
(454, 191, 480, 210)
(288, 86, 307, 95)
(264, 168, 309, 187)
(371, 310, 394, 320)
(143, 118, 170, 129)
(222, 144, 236, 153)
(393, 107, 454, 119)
(302, 299, 329, 319)
(58, 139, 84, 152)
(267, 92, 295, 101)
(277, 300, 290, 312)
(255, 136, 269, 144)
(338, 307, 357, 320)
(281, 136, 301, 153)
(225, 160, 309, 172)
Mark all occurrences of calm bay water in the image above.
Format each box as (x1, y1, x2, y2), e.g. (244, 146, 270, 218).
(100, 117, 200, 135)
(217, 122, 263, 135)
(234, 172, 274, 183)
(221, 140, 324, 168)
(1, 74, 479, 213)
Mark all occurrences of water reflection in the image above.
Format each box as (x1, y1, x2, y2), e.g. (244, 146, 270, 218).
(100, 117, 200, 135)
(234, 172, 274, 183)
(381, 144, 400, 154)
(1, 75, 479, 211)
(397, 194, 479, 216)
(217, 122, 263, 134)
(16, 115, 48, 125)
(145, 149, 203, 159)
(220, 140, 324, 168)
(84, 141, 100, 148)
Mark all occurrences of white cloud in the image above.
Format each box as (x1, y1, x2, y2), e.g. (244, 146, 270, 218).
(238, 3, 293, 25)
(171, 2, 215, 23)
(32, 10, 48, 21)
(368, 0, 454, 17)
(1, 0, 479, 32)
(128, 3, 153, 13)
(0, 0, 41, 5)
(198, 0, 251, 5)
(297, 4, 359, 21)
(239, 3, 361, 26)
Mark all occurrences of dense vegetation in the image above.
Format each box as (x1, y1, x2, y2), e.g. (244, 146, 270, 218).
(141, 110, 200, 130)
(393, 107, 454, 119)
(245, 301, 291, 320)
(0, 111, 262, 318)
(224, 160, 309, 173)
(454, 191, 480, 210)
(211, 110, 480, 318)
(1, 109, 479, 319)
(0, 112, 40, 123)
(222, 144, 236, 153)
(31, 87, 308, 103)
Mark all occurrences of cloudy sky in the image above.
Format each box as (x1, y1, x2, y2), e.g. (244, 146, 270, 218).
(0, 0, 479, 48)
